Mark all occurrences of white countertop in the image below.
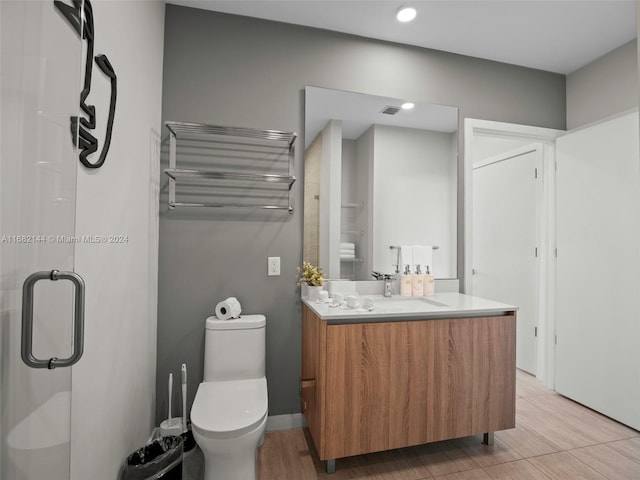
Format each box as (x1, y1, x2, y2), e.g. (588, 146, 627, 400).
(302, 293, 517, 324)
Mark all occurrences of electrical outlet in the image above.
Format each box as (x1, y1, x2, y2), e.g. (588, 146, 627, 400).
(268, 257, 280, 276)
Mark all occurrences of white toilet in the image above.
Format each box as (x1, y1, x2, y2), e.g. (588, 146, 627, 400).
(191, 314, 268, 480)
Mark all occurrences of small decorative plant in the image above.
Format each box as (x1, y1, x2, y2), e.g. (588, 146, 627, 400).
(297, 261, 324, 287)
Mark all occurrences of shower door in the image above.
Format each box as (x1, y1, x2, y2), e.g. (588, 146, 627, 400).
(1, 1, 84, 478)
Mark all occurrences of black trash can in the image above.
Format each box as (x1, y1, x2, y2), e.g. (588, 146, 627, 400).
(124, 435, 184, 480)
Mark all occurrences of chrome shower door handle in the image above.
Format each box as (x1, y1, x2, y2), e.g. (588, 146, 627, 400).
(21, 270, 85, 369)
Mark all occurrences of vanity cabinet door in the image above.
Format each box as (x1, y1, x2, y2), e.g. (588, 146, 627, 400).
(321, 316, 516, 459)
(427, 316, 516, 442)
(324, 321, 432, 459)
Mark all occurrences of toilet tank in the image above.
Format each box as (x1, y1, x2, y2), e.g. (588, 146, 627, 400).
(203, 315, 266, 382)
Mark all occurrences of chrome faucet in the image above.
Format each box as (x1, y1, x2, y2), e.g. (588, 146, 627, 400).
(373, 272, 394, 297)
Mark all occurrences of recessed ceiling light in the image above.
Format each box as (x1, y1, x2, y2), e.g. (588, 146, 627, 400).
(401, 102, 415, 110)
(397, 7, 417, 23)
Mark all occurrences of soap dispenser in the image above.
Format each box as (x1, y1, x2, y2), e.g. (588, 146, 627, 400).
(412, 265, 424, 296)
(424, 265, 435, 296)
(400, 265, 412, 297)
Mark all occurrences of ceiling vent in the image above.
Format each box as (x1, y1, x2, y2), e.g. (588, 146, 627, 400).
(381, 105, 401, 115)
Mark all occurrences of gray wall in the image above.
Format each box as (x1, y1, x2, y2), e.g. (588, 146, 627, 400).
(157, 4, 566, 420)
(567, 40, 638, 130)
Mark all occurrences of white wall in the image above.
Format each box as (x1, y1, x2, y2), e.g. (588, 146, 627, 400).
(372, 125, 456, 277)
(70, 2, 164, 478)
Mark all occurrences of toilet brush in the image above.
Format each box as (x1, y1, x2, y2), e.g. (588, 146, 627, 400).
(181, 364, 187, 432)
(180, 363, 196, 452)
(159, 373, 182, 437)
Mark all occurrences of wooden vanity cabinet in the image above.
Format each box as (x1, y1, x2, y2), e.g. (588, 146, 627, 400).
(301, 304, 516, 462)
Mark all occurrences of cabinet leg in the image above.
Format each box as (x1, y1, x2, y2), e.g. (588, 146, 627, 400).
(326, 459, 336, 474)
(483, 432, 494, 446)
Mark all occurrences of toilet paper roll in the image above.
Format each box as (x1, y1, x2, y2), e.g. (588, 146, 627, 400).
(215, 297, 242, 320)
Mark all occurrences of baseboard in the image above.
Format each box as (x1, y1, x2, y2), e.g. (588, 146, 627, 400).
(266, 413, 307, 432)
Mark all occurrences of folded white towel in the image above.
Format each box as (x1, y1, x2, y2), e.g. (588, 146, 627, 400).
(340, 253, 356, 259)
(340, 248, 356, 253)
(400, 246, 413, 273)
(412, 245, 433, 273)
(340, 242, 355, 249)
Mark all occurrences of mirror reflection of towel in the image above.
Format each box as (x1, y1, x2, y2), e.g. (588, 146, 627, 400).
(412, 245, 433, 273)
(340, 247, 356, 258)
(400, 246, 413, 272)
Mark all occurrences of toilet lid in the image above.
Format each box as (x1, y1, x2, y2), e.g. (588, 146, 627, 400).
(191, 378, 268, 439)
(206, 315, 266, 330)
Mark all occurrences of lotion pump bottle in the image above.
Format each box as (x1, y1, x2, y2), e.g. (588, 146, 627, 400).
(424, 265, 435, 296)
(400, 265, 412, 297)
(412, 265, 424, 297)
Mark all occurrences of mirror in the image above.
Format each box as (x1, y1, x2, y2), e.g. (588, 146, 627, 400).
(304, 86, 458, 281)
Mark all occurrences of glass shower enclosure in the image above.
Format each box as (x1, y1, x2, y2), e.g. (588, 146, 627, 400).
(1, 1, 84, 478)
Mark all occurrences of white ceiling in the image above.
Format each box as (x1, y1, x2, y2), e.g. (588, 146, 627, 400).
(167, 0, 637, 75)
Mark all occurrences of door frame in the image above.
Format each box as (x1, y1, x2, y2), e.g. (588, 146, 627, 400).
(463, 118, 563, 387)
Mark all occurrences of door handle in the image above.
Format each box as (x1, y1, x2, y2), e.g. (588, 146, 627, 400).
(21, 270, 85, 369)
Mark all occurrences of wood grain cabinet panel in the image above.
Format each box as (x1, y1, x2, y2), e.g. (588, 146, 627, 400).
(427, 317, 516, 443)
(301, 303, 326, 455)
(301, 305, 516, 463)
(324, 321, 432, 458)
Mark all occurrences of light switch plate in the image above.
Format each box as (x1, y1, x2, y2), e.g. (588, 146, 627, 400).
(268, 257, 280, 276)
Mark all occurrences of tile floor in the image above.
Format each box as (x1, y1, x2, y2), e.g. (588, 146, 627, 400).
(256, 370, 640, 479)
(184, 370, 640, 479)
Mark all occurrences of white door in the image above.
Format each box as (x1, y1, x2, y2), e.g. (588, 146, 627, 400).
(555, 111, 640, 430)
(472, 145, 542, 375)
(1, 2, 85, 478)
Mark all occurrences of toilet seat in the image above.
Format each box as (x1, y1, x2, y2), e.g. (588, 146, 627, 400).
(191, 377, 268, 439)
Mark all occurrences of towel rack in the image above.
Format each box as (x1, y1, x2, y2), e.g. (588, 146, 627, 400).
(389, 245, 439, 273)
(164, 121, 297, 212)
(389, 245, 439, 251)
